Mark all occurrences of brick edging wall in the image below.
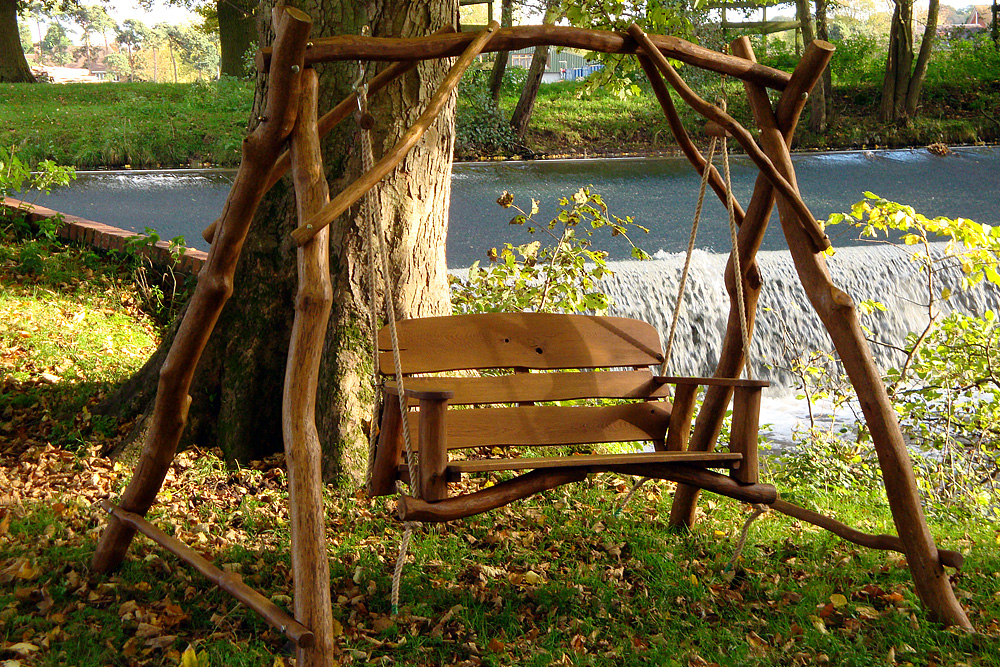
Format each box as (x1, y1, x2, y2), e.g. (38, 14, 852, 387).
(2, 197, 208, 276)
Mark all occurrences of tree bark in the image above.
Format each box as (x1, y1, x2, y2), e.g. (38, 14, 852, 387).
(509, 0, 559, 142)
(904, 0, 939, 117)
(0, 0, 36, 83)
(487, 0, 512, 103)
(810, 0, 829, 132)
(98, 0, 455, 484)
(880, 0, 914, 122)
(218, 0, 257, 77)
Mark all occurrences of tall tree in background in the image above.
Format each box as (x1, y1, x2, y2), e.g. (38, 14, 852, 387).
(880, 0, 939, 121)
(487, 0, 512, 102)
(116, 18, 150, 80)
(1, 0, 37, 80)
(102, 0, 457, 482)
(71, 4, 114, 68)
(509, 0, 560, 140)
(169, 0, 257, 77)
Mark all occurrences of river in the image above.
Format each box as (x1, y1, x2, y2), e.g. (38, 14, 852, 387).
(22, 145, 1000, 268)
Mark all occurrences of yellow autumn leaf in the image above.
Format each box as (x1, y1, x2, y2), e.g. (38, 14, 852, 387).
(830, 593, 848, 608)
(523, 571, 542, 585)
(331, 617, 344, 637)
(689, 574, 698, 586)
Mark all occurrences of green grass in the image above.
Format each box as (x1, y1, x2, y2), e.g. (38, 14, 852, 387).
(0, 80, 253, 169)
(3, 73, 998, 171)
(1, 221, 999, 666)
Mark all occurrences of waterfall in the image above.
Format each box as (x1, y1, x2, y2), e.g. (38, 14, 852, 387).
(601, 243, 1000, 393)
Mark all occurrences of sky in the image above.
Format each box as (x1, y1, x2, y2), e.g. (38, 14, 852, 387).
(108, 1, 198, 26)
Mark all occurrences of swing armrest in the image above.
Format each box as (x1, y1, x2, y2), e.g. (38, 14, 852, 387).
(383, 381, 451, 502)
(653, 376, 769, 388)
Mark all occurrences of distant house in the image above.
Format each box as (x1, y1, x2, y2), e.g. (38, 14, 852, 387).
(505, 47, 604, 83)
(937, 5, 994, 39)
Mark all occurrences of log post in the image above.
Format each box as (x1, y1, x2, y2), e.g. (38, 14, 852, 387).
(91, 7, 312, 574)
(737, 41, 972, 628)
(283, 68, 337, 665)
(729, 385, 761, 484)
(669, 38, 833, 528)
(417, 397, 450, 501)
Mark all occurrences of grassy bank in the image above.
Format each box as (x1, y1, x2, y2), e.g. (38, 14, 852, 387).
(0, 80, 253, 170)
(2, 73, 998, 171)
(3, 220, 1000, 665)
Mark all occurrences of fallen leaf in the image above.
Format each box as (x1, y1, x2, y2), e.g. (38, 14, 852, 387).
(830, 593, 848, 608)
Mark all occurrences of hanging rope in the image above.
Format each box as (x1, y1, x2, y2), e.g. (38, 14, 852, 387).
(354, 65, 420, 615)
(616, 136, 719, 518)
(660, 137, 717, 376)
(723, 502, 768, 573)
(719, 98, 753, 382)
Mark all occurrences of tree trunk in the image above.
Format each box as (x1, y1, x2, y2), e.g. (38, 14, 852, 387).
(0, 0, 35, 82)
(810, 0, 829, 133)
(98, 0, 456, 484)
(487, 0, 512, 103)
(218, 0, 258, 77)
(509, 0, 559, 142)
(880, 0, 914, 122)
(169, 41, 177, 83)
(904, 0, 939, 117)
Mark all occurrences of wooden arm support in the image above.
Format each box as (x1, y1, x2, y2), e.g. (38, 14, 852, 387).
(654, 376, 766, 484)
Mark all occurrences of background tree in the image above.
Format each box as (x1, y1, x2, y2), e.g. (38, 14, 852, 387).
(116, 17, 150, 80)
(104, 48, 129, 79)
(102, 0, 457, 482)
(72, 4, 113, 68)
(509, 0, 561, 140)
(880, 0, 939, 121)
(167, 0, 257, 77)
(487, 0, 513, 102)
(41, 19, 70, 64)
(17, 14, 31, 53)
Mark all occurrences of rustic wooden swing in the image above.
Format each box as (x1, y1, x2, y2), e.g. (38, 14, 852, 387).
(90, 8, 973, 667)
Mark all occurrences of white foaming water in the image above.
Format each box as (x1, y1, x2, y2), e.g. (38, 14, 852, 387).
(601, 243, 999, 391)
(599, 243, 1000, 445)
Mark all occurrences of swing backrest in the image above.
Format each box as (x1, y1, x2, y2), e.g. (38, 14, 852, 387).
(377, 313, 674, 451)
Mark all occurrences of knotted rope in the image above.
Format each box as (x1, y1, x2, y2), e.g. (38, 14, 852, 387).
(355, 69, 420, 615)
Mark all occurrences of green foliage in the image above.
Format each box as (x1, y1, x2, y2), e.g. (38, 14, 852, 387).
(925, 34, 1000, 89)
(829, 193, 1000, 293)
(455, 67, 522, 157)
(0, 145, 76, 207)
(451, 188, 649, 315)
(828, 34, 885, 86)
(800, 196, 1000, 517)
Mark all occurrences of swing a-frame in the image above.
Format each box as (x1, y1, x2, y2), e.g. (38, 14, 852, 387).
(91, 7, 972, 666)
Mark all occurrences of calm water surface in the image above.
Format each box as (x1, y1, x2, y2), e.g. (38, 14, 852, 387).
(26, 146, 1000, 267)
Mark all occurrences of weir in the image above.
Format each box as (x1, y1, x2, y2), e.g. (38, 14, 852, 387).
(601, 243, 1000, 390)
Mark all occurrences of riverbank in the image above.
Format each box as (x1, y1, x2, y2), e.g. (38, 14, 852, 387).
(2, 77, 998, 169)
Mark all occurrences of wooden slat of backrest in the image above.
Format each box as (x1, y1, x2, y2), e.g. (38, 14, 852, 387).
(405, 402, 671, 450)
(379, 313, 664, 374)
(392, 370, 671, 406)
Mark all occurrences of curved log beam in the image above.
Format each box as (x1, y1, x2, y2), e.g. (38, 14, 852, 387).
(398, 469, 588, 522)
(670, 38, 835, 528)
(202, 26, 457, 245)
(91, 6, 312, 574)
(768, 499, 964, 570)
(635, 54, 745, 227)
(260, 25, 792, 91)
(101, 501, 315, 648)
(291, 21, 500, 246)
(615, 464, 777, 504)
(627, 24, 830, 252)
(733, 41, 972, 630)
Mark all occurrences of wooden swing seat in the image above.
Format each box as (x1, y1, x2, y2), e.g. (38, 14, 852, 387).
(368, 312, 774, 522)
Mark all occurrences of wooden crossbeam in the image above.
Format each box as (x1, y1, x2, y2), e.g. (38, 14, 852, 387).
(101, 501, 315, 648)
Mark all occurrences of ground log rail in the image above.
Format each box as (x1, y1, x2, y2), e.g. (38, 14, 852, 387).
(91, 11, 972, 667)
